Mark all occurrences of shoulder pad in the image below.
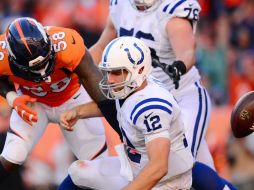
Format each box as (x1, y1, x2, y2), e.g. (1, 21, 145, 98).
(158, 0, 201, 21)
(46, 26, 86, 71)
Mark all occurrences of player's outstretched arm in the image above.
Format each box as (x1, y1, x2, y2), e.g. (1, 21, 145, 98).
(74, 49, 105, 103)
(123, 138, 170, 189)
(89, 17, 117, 65)
(74, 48, 121, 136)
(59, 101, 102, 131)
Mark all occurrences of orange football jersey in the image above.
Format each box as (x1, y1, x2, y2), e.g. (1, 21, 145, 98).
(0, 26, 85, 107)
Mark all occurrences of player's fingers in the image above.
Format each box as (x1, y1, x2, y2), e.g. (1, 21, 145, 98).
(22, 111, 38, 122)
(28, 113, 38, 122)
(64, 115, 72, 122)
(16, 108, 26, 118)
(20, 105, 38, 116)
(61, 124, 73, 131)
(22, 111, 38, 123)
(22, 117, 33, 126)
(59, 120, 70, 128)
(68, 118, 77, 126)
(65, 111, 76, 121)
(63, 113, 74, 124)
(59, 118, 65, 126)
(65, 127, 74, 132)
(60, 119, 69, 127)
(24, 107, 37, 116)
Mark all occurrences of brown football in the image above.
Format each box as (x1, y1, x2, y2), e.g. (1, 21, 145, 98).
(231, 91, 254, 138)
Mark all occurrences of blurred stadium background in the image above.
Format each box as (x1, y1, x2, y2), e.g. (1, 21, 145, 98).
(1, 0, 254, 189)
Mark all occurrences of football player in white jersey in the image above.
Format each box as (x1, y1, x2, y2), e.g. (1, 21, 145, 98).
(88, 1, 238, 190)
(91, 0, 210, 168)
(59, 36, 193, 190)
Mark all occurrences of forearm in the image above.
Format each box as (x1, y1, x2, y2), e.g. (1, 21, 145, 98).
(79, 74, 106, 103)
(76, 101, 103, 119)
(75, 50, 106, 103)
(123, 162, 167, 190)
(0, 76, 16, 98)
(124, 138, 170, 189)
(173, 41, 196, 71)
(89, 44, 105, 65)
(166, 17, 196, 71)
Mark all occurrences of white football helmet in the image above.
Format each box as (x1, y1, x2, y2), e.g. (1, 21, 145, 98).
(129, 0, 160, 11)
(99, 37, 152, 99)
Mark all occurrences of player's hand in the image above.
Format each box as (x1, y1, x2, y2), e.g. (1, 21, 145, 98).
(163, 60, 186, 89)
(59, 109, 79, 131)
(6, 91, 38, 126)
(152, 59, 186, 89)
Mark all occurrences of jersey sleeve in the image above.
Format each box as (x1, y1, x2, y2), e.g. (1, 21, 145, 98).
(158, 0, 201, 33)
(129, 97, 175, 142)
(47, 26, 86, 71)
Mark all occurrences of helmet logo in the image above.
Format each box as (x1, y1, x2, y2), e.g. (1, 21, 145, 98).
(124, 43, 144, 65)
(14, 20, 32, 55)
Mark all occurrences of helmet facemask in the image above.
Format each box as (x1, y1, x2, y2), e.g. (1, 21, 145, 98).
(99, 66, 145, 99)
(27, 40, 55, 83)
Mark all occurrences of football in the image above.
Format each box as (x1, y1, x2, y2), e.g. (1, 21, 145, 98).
(231, 91, 254, 138)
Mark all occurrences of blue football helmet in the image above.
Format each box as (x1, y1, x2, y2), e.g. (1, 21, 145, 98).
(6, 17, 55, 82)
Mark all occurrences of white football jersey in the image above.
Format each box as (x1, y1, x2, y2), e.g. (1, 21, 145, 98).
(110, 0, 201, 91)
(115, 78, 193, 184)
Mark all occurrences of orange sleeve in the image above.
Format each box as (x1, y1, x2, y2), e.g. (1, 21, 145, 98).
(47, 26, 86, 71)
(0, 34, 12, 76)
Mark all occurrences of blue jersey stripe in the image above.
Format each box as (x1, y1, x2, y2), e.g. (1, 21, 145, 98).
(110, 0, 118, 6)
(163, 3, 171, 12)
(133, 105, 172, 125)
(191, 81, 202, 156)
(103, 38, 120, 62)
(196, 88, 209, 157)
(169, 0, 186, 14)
(121, 127, 141, 163)
(130, 98, 173, 120)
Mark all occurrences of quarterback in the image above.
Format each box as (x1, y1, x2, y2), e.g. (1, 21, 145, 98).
(91, 0, 212, 166)
(0, 17, 108, 181)
(59, 37, 194, 190)
(90, 0, 214, 168)
(89, 0, 238, 189)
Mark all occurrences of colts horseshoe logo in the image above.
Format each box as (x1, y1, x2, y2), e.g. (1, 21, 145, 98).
(124, 43, 144, 65)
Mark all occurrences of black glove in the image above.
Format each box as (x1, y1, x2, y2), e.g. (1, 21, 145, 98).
(152, 59, 187, 89)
